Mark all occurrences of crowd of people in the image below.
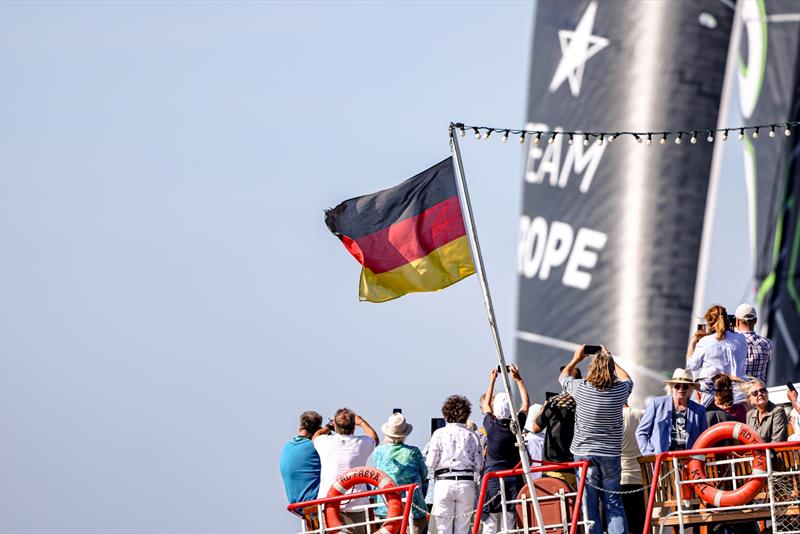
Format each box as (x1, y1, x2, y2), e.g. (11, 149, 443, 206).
(280, 303, 798, 534)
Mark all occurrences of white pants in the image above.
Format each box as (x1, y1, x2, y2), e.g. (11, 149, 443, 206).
(432, 478, 475, 534)
(481, 511, 515, 534)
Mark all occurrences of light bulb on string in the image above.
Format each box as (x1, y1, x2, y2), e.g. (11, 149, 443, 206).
(769, 126, 776, 138)
(707, 131, 714, 142)
(483, 129, 493, 140)
(722, 130, 729, 141)
(568, 134, 574, 145)
(519, 131, 526, 144)
(583, 134, 590, 146)
(548, 133, 556, 144)
(598, 134, 604, 146)
(459, 125, 465, 137)
(690, 132, 697, 144)
(738, 128, 744, 140)
(473, 128, 480, 139)
(502, 130, 509, 143)
(660, 134, 667, 145)
(534, 132, 542, 145)
(608, 134, 616, 143)
(752, 128, 759, 139)
(675, 133, 682, 144)
(635, 135, 643, 144)
(785, 124, 792, 136)
(646, 134, 652, 145)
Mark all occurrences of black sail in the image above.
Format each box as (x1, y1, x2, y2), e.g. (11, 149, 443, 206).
(516, 0, 735, 404)
(738, 0, 800, 386)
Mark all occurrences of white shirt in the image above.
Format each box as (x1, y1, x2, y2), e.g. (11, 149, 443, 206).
(687, 331, 748, 381)
(523, 432, 544, 480)
(790, 409, 800, 442)
(425, 423, 484, 474)
(314, 433, 376, 509)
(621, 406, 644, 485)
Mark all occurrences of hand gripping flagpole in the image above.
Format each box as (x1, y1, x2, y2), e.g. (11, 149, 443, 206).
(449, 123, 547, 534)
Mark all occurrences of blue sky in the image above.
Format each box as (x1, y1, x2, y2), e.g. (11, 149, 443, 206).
(0, 2, 751, 533)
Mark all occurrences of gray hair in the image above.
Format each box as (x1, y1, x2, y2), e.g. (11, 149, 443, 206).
(382, 436, 405, 445)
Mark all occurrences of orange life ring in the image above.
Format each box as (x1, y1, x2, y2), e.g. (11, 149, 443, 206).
(687, 422, 767, 507)
(324, 467, 404, 534)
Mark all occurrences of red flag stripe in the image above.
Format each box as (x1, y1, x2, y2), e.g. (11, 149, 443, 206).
(345, 195, 467, 274)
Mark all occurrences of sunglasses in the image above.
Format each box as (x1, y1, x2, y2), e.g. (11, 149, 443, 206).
(750, 387, 768, 397)
(673, 383, 691, 391)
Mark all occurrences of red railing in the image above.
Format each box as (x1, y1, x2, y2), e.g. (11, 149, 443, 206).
(642, 440, 797, 533)
(471, 460, 590, 534)
(287, 483, 417, 534)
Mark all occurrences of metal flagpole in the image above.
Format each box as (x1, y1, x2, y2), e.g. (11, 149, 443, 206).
(449, 123, 547, 534)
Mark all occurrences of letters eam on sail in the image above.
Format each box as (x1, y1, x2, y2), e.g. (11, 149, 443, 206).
(325, 158, 475, 303)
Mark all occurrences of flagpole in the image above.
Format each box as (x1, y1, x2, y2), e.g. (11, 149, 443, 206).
(449, 124, 546, 534)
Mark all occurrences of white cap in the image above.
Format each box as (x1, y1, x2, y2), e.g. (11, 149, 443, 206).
(735, 303, 757, 321)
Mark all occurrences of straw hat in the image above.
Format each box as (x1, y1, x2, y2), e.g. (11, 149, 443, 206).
(381, 413, 413, 439)
(664, 368, 695, 385)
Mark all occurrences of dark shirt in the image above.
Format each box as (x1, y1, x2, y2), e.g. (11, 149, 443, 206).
(535, 393, 576, 462)
(706, 402, 747, 426)
(669, 409, 688, 451)
(483, 411, 527, 471)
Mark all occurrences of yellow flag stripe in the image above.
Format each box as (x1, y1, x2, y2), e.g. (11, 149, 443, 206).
(358, 235, 475, 303)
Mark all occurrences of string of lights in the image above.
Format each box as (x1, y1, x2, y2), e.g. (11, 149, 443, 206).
(451, 121, 799, 146)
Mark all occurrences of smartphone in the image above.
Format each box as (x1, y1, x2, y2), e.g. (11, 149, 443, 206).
(787, 381, 797, 393)
(430, 417, 446, 435)
(583, 345, 602, 354)
(696, 324, 705, 332)
(393, 408, 402, 414)
(545, 391, 558, 400)
(496, 365, 512, 372)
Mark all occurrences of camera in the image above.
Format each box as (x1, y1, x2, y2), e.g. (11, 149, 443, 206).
(325, 418, 335, 432)
(496, 365, 512, 373)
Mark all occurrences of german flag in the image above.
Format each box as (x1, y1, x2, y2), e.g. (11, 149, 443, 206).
(325, 157, 476, 303)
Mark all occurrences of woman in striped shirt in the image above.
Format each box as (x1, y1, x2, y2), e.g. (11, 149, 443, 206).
(560, 345, 633, 534)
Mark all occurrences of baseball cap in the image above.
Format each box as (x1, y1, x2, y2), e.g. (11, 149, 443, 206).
(735, 303, 757, 321)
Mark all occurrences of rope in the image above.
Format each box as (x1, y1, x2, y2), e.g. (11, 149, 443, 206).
(583, 470, 675, 495)
(411, 490, 503, 520)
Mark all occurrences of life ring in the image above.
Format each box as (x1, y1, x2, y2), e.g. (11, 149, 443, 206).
(687, 422, 767, 507)
(324, 467, 404, 534)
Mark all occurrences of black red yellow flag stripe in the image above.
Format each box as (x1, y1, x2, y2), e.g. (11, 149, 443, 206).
(325, 157, 476, 302)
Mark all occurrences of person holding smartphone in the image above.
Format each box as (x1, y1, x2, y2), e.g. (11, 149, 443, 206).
(479, 364, 530, 534)
(560, 344, 632, 534)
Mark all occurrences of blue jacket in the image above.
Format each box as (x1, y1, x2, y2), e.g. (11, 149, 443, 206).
(636, 395, 708, 455)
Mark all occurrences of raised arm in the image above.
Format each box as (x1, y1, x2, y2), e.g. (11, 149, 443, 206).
(687, 330, 705, 358)
(509, 364, 530, 414)
(482, 367, 498, 414)
(355, 414, 379, 445)
(614, 358, 631, 382)
(560, 345, 586, 382)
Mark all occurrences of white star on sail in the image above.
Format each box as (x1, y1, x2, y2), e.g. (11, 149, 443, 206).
(549, 1, 609, 98)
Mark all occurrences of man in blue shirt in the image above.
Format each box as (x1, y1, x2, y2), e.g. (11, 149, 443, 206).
(280, 411, 323, 504)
